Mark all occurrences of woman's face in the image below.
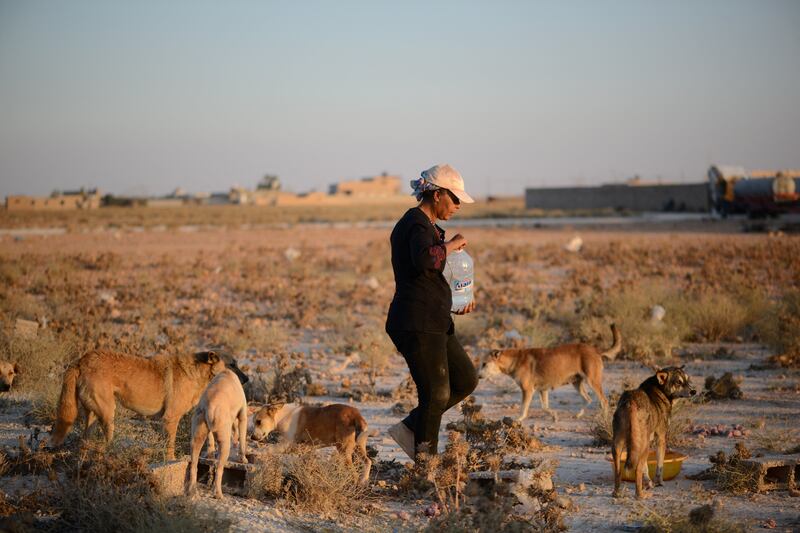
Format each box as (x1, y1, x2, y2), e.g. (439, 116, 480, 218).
(434, 189, 461, 220)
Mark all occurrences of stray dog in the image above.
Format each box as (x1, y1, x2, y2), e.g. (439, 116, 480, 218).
(49, 349, 247, 459)
(187, 369, 249, 499)
(252, 403, 372, 484)
(612, 366, 696, 499)
(0, 361, 19, 392)
(479, 324, 621, 421)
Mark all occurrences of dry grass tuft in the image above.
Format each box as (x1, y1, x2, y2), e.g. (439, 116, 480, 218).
(634, 501, 745, 533)
(684, 290, 749, 342)
(756, 290, 800, 368)
(52, 447, 232, 532)
(573, 280, 691, 360)
(248, 446, 369, 518)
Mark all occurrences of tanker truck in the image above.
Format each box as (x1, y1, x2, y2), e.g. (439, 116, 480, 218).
(708, 165, 800, 218)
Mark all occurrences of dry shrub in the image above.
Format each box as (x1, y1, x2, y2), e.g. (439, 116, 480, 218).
(356, 327, 393, 394)
(50, 448, 231, 532)
(0, 291, 48, 321)
(249, 446, 368, 517)
(263, 353, 311, 403)
(495, 313, 564, 349)
(688, 444, 759, 495)
(635, 501, 745, 533)
(0, 329, 78, 425)
(755, 289, 800, 367)
(420, 431, 562, 533)
(751, 427, 800, 453)
(574, 280, 691, 360)
(453, 314, 488, 347)
(446, 397, 542, 471)
(684, 290, 748, 342)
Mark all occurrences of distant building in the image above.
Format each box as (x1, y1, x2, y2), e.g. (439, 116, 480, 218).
(328, 173, 401, 197)
(5, 188, 102, 211)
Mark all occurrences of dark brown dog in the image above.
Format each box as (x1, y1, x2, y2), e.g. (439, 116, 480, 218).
(612, 366, 696, 499)
(479, 324, 621, 421)
(50, 350, 247, 459)
(0, 361, 19, 392)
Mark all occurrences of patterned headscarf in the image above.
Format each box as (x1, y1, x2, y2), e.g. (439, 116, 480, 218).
(410, 170, 441, 201)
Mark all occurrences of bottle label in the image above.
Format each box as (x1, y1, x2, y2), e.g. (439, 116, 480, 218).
(453, 278, 473, 292)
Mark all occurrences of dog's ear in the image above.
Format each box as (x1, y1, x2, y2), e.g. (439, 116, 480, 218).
(490, 350, 501, 360)
(13, 363, 20, 374)
(656, 370, 668, 385)
(679, 364, 686, 370)
(198, 351, 220, 364)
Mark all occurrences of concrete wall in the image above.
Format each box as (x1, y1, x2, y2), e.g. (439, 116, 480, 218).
(524, 183, 710, 212)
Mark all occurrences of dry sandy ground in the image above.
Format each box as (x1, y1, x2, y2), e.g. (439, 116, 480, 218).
(1, 222, 799, 532)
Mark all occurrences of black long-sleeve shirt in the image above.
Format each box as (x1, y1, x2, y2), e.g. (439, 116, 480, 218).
(385, 207, 453, 333)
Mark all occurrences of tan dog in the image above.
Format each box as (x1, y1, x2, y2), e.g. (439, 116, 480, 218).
(49, 349, 247, 459)
(0, 361, 19, 393)
(252, 403, 372, 484)
(479, 324, 621, 422)
(187, 369, 249, 499)
(612, 366, 695, 499)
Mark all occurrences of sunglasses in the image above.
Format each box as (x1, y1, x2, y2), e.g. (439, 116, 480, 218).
(444, 189, 461, 206)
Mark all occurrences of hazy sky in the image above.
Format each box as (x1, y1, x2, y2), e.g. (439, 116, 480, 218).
(1, 0, 798, 198)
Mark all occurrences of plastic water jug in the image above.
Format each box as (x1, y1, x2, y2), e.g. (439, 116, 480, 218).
(443, 249, 474, 312)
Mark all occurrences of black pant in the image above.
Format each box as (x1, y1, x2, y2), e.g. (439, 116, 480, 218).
(387, 328, 478, 456)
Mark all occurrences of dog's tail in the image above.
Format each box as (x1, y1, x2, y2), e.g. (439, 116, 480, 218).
(622, 402, 641, 471)
(50, 365, 80, 447)
(354, 414, 369, 450)
(600, 323, 622, 361)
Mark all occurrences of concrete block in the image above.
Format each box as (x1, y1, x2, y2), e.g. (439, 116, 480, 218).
(738, 455, 799, 492)
(193, 457, 257, 497)
(150, 455, 259, 497)
(150, 458, 189, 497)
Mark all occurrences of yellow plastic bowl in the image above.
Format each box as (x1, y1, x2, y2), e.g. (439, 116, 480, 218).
(606, 451, 687, 482)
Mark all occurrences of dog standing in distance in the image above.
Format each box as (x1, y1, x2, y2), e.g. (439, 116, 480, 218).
(0, 361, 19, 392)
(49, 350, 247, 459)
(612, 366, 696, 499)
(187, 369, 249, 499)
(251, 403, 372, 484)
(479, 324, 621, 421)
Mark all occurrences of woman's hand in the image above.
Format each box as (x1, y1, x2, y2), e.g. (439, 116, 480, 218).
(453, 299, 476, 315)
(445, 234, 467, 255)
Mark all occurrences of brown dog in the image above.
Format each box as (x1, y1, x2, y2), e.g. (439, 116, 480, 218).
(0, 361, 19, 392)
(49, 349, 247, 459)
(252, 403, 372, 484)
(479, 324, 621, 421)
(612, 366, 696, 499)
(187, 369, 249, 499)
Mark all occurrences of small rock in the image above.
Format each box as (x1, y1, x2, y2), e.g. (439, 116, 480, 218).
(650, 305, 666, 322)
(555, 495, 574, 510)
(284, 247, 300, 261)
(397, 511, 411, 520)
(364, 276, 379, 290)
(577, 482, 586, 492)
(762, 518, 776, 529)
(564, 235, 583, 253)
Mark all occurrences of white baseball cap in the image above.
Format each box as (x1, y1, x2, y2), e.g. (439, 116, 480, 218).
(421, 164, 475, 204)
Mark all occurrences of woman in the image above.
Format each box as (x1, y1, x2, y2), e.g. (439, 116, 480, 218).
(385, 163, 478, 460)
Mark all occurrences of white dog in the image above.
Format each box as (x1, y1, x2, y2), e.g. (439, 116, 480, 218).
(187, 369, 249, 499)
